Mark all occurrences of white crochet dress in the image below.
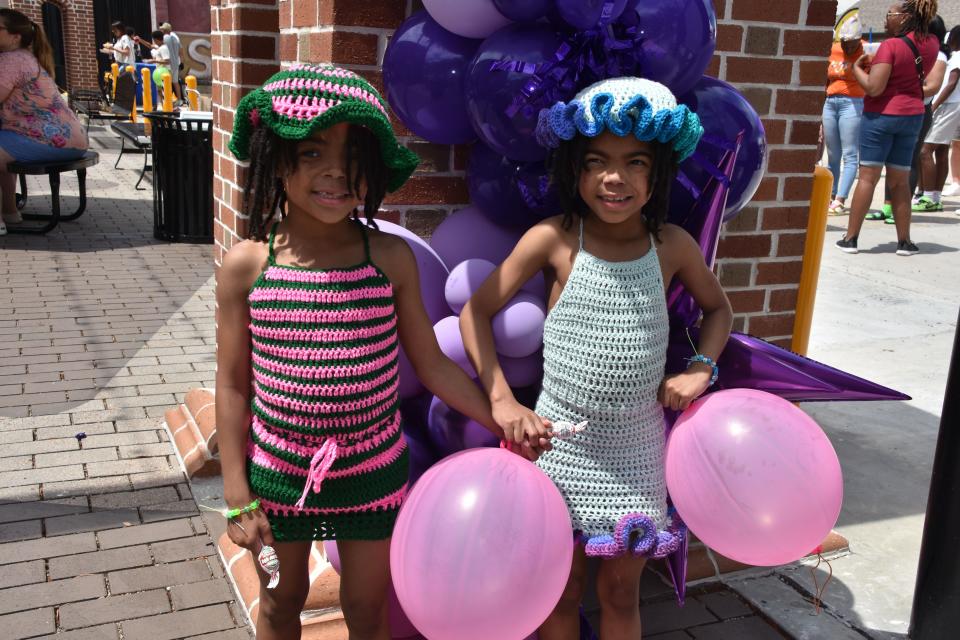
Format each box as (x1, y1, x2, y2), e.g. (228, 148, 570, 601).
(535, 221, 684, 558)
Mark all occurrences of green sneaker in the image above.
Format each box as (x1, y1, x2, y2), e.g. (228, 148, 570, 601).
(866, 203, 893, 221)
(912, 196, 943, 212)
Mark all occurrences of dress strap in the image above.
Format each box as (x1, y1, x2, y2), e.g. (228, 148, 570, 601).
(357, 220, 372, 263)
(578, 218, 585, 250)
(267, 222, 280, 265)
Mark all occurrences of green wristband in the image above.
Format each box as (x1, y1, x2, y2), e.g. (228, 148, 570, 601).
(226, 498, 260, 520)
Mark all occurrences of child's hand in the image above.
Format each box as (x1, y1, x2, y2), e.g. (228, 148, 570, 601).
(225, 496, 274, 552)
(658, 369, 712, 411)
(492, 398, 552, 450)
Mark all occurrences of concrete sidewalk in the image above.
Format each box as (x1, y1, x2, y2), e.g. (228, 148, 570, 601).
(723, 184, 960, 638)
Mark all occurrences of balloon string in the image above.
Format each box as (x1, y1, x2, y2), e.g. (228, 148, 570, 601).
(809, 553, 834, 615)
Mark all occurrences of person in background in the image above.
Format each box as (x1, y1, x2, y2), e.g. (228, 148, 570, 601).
(915, 25, 960, 211)
(823, 8, 866, 215)
(0, 8, 87, 235)
(108, 21, 135, 69)
(875, 15, 948, 219)
(144, 30, 173, 104)
(142, 22, 182, 104)
(836, 0, 942, 257)
(945, 136, 960, 196)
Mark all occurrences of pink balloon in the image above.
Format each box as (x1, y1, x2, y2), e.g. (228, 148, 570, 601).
(429, 207, 545, 295)
(391, 449, 573, 640)
(492, 292, 546, 358)
(665, 389, 843, 566)
(445, 259, 497, 314)
(324, 541, 420, 638)
(434, 316, 476, 376)
(422, 0, 512, 39)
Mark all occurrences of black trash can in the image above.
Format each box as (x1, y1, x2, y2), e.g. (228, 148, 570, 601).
(146, 112, 214, 243)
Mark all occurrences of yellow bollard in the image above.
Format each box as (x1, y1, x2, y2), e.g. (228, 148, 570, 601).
(111, 63, 119, 99)
(140, 68, 153, 113)
(185, 75, 199, 111)
(126, 66, 137, 122)
(162, 73, 174, 112)
(791, 165, 834, 356)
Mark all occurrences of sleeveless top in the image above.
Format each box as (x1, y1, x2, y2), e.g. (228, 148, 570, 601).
(534, 220, 685, 559)
(245, 222, 408, 541)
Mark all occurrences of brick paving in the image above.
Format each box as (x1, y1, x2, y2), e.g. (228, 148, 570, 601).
(0, 126, 250, 639)
(0, 123, 791, 639)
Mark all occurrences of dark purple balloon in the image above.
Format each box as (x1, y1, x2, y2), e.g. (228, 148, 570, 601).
(493, 0, 553, 21)
(427, 395, 499, 457)
(673, 76, 767, 222)
(617, 0, 715, 96)
(556, 0, 627, 30)
(383, 11, 481, 145)
(466, 23, 570, 162)
(666, 329, 911, 403)
(400, 393, 440, 485)
(468, 143, 561, 228)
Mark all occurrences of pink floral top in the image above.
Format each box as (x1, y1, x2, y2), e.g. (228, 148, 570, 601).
(0, 49, 87, 150)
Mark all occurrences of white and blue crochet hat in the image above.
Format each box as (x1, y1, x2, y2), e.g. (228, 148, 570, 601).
(535, 77, 703, 162)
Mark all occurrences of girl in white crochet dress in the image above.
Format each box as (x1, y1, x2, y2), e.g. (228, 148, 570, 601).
(461, 77, 734, 640)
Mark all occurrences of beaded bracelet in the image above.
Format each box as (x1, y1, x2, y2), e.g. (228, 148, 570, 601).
(225, 498, 260, 520)
(687, 354, 719, 386)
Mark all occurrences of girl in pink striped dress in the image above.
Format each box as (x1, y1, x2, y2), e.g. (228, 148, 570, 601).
(216, 64, 551, 640)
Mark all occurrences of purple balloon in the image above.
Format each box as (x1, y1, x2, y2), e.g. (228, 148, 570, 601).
(466, 23, 569, 162)
(616, 0, 716, 96)
(445, 259, 497, 314)
(384, 12, 480, 145)
(397, 351, 425, 399)
(493, 292, 547, 358)
(429, 207, 546, 293)
(556, 0, 627, 30)
(434, 316, 476, 376)
(493, 0, 552, 22)
(422, 0, 512, 39)
(673, 76, 767, 221)
(500, 351, 543, 388)
(468, 143, 561, 228)
(427, 395, 499, 457)
(401, 394, 439, 484)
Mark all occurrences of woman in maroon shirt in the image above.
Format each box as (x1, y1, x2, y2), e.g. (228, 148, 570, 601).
(836, 0, 941, 256)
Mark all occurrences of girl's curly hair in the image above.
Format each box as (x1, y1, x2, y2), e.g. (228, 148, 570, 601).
(241, 125, 389, 241)
(547, 135, 678, 242)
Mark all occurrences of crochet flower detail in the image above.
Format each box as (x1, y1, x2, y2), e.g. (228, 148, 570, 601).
(581, 512, 685, 559)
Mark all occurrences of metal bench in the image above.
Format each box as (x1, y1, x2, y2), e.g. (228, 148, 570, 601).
(107, 74, 152, 190)
(6, 151, 100, 234)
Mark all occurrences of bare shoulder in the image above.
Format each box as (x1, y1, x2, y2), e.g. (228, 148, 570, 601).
(657, 223, 699, 252)
(520, 215, 576, 255)
(365, 227, 418, 285)
(219, 239, 268, 295)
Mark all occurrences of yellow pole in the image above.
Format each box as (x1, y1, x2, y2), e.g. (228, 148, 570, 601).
(140, 67, 153, 113)
(185, 75, 199, 111)
(111, 63, 119, 99)
(162, 73, 174, 112)
(126, 66, 137, 122)
(791, 165, 834, 356)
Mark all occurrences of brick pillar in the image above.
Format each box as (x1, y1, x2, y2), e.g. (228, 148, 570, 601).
(9, 0, 99, 90)
(711, 0, 835, 345)
(210, 0, 280, 266)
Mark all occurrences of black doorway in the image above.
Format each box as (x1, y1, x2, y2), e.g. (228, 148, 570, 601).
(41, 2, 67, 89)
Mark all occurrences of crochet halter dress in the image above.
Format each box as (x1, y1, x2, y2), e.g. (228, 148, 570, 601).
(535, 220, 685, 559)
(245, 222, 408, 542)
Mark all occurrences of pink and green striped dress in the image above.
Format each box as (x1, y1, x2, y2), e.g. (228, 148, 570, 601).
(246, 222, 408, 541)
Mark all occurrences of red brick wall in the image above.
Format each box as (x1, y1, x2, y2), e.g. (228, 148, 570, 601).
(9, 0, 99, 90)
(211, 0, 836, 345)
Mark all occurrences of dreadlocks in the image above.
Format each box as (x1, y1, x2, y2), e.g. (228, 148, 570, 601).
(548, 136, 677, 243)
(241, 125, 389, 242)
(900, 0, 938, 38)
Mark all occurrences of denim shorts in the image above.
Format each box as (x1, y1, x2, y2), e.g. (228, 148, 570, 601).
(858, 112, 924, 172)
(0, 131, 87, 164)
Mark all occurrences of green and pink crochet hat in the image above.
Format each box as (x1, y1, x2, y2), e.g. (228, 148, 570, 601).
(229, 63, 420, 192)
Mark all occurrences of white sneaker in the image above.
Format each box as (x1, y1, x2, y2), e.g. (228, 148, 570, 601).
(0, 220, 7, 236)
(943, 183, 960, 197)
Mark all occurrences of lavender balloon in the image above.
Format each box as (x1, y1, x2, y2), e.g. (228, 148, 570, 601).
(422, 0, 511, 39)
(555, 0, 627, 30)
(434, 316, 476, 376)
(445, 259, 497, 314)
(427, 395, 499, 457)
(377, 220, 450, 324)
(616, 0, 716, 96)
(500, 351, 544, 388)
(493, 0, 552, 22)
(673, 76, 767, 221)
(384, 12, 481, 145)
(465, 23, 570, 162)
(492, 292, 547, 358)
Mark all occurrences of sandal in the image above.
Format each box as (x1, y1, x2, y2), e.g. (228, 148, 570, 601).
(865, 211, 886, 220)
(827, 200, 846, 216)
